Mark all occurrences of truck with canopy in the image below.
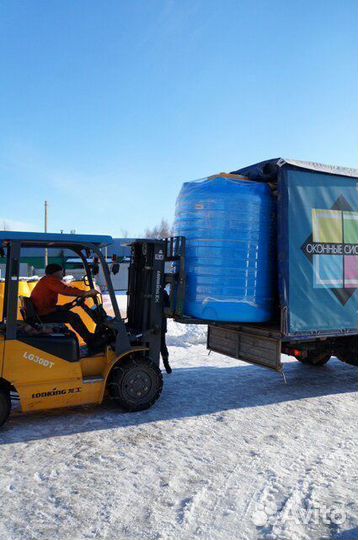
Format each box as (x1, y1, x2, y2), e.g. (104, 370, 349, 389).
(173, 158, 358, 370)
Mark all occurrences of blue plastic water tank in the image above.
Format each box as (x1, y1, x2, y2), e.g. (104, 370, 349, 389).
(174, 174, 275, 322)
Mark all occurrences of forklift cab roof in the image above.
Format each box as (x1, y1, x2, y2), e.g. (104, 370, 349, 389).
(0, 231, 113, 249)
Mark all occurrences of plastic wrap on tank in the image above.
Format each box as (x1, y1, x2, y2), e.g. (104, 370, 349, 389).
(174, 174, 276, 322)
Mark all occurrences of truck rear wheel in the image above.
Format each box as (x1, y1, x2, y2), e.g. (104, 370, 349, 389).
(335, 337, 358, 366)
(109, 355, 163, 411)
(298, 351, 331, 366)
(336, 352, 358, 366)
(0, 388, 11, 428)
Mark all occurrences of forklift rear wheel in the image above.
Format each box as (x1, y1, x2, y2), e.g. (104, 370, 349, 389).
(0, 388, 11, 428)
(298, 351, 331, 366)
(109, 355, 163, 412)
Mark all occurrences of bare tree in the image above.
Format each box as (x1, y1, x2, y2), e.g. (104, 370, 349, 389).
(145, 219, 172, 239)
(2, 221, 10, 231)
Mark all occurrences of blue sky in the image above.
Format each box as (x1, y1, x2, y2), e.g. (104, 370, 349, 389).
(0, 0, 357, 237)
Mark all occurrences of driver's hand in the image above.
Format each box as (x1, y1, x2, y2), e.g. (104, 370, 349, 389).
(83, 288, 98, 298)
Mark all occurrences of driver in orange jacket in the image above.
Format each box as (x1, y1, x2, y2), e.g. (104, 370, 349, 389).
(31, 264, 98, 345)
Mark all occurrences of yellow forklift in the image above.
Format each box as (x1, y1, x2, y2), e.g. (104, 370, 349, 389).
(0, 232, 185, 428)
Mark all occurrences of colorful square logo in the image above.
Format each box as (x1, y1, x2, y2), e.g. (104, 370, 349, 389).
(313, 255, 343, 288)
(344, 256, 358, 288)
(310, 208, 358, 291)
(302, 196, 358, 305)
(312, 209, 343, 243)
(344, 212, 358, 244)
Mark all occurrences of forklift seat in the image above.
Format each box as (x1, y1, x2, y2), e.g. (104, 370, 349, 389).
(19, 296, 42, 326)
(19, 296, 66, 332)
(18, 296, 80, 361)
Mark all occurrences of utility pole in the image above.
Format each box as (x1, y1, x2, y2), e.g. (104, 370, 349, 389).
(44, 200, 48, 267)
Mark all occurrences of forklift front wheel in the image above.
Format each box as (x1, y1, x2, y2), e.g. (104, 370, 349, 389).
(0, 388, 11, 428)
(108, 355, 163, 412)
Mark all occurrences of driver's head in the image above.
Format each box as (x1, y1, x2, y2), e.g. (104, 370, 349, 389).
(45, 263, 64, 280)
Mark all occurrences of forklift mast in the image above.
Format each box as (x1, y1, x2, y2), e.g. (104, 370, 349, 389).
(127, 240, 166, 335)
(126, 237, 186, 364)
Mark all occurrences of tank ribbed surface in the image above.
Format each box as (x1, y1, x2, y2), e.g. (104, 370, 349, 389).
(174, 175, 275, 322)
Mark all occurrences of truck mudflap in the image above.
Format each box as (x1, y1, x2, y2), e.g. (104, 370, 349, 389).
(207, 325, 283, 371)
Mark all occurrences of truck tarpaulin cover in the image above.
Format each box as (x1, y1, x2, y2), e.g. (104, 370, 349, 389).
(281, 168, 358, 335)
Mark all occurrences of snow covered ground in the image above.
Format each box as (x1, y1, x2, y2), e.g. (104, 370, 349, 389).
(0, 296, 357, 540)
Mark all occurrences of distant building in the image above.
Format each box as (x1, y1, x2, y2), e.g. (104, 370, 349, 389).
(0, 238, 135, 278)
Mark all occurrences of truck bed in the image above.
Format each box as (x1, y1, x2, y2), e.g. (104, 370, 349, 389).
(174, 315, 283, 338)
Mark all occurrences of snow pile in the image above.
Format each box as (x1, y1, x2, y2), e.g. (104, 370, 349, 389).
(166, 320, 207, 347)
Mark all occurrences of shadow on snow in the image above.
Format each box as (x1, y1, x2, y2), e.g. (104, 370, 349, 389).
(0, 358, 356, 444)
(333, 527, 358, 539)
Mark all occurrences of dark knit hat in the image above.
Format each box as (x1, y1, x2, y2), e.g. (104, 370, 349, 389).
(45, 263, 63, 275)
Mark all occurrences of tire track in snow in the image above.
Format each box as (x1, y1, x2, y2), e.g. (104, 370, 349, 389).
(170, 443, 264, 539)
(250, 438, 357, 540)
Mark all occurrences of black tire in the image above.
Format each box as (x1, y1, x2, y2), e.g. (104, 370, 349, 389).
(109, 355, 163, 412)
(336, 352, 358, 366)
(298, 351, 331, 366)
(0, 388, 11, 428)
(335, 337, 358, 366)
